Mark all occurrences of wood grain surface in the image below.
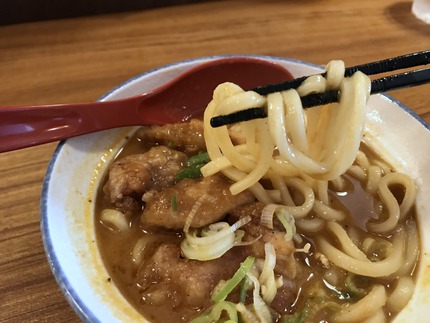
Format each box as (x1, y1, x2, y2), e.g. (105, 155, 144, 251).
(0, 0, 429, 321)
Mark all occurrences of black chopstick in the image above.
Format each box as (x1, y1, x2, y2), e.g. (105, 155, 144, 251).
(252, 49, 430, 96)
(301, 67, 430, 108)
(210, 50, 430, 128)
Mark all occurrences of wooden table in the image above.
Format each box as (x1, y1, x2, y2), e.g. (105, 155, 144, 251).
(0, 0, 429, 321)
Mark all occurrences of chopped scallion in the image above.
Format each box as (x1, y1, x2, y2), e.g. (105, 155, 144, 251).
(239, 276, 248, 304)
(342, 274, 367, 299)
(171, 195, 178, 212)
(275, 210, 296, 241)
(176, 167, 203, 181)
(186, 151, 210, 167)
(281, 297, 341, 323)
(212, 256, 255, 303)
(176, 151, 211, 181)
(190, 301, 238, 323)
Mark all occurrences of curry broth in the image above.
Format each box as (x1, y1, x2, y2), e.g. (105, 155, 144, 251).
(95, 128, 419, 323)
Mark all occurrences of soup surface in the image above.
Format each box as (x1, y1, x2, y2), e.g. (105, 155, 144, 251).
(96, 119, 419, 323)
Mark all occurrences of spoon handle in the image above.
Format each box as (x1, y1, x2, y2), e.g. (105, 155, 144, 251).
(0, 57, 295, 153)
(0, 97, 143, 153)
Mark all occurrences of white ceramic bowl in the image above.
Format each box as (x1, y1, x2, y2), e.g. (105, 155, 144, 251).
(41, 56, 430, 322)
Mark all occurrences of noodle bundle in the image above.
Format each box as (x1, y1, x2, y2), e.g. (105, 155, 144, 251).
(197, 60, 419, 322)
(202, 60, 371, 193)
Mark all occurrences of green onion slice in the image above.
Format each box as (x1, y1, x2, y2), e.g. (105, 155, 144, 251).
(212, 256, 255, 303)
(186, 151, 210, 167)
(171, 195, 178, 212)
(190, 301, 238, 323)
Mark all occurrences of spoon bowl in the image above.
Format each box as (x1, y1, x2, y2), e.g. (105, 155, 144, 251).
(0, 57, 293, 153)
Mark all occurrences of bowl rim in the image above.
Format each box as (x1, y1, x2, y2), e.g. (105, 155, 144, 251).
(40, 54, 430, 322)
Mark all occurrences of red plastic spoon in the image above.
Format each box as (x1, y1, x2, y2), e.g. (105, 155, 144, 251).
(0, 57, 294, 153)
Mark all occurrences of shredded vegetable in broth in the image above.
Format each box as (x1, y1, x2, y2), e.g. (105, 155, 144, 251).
(95, 60, 419, 323)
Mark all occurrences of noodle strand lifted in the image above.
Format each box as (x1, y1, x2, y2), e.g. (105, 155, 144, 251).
(202, 61, 371, 198)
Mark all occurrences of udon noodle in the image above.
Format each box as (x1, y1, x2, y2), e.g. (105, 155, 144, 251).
(96, 60, 419, 323)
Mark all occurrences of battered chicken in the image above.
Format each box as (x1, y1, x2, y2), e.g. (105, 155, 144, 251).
(141, 173, 255, 230)
(103, 146, 187, 211)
